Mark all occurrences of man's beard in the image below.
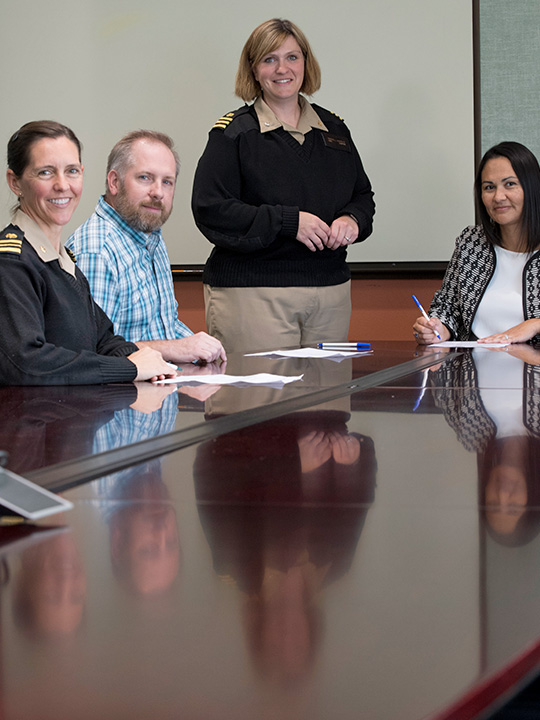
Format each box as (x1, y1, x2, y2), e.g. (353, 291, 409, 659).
(114, 185, 172, 233)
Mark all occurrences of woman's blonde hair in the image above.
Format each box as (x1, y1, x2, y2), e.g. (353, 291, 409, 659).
(235, 18, 321, 102)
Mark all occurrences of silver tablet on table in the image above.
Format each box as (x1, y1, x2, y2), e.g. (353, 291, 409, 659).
(0, 467, 73, 520)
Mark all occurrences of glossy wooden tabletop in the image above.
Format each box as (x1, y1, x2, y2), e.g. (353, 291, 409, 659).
(0, 342, 438, 488)
(2, 343, 540, 719)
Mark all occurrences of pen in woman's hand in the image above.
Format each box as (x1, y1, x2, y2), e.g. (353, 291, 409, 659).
(412, 295, 442, 341)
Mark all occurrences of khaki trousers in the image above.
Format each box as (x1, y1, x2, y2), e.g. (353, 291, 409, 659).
(204, 282, 351, 353)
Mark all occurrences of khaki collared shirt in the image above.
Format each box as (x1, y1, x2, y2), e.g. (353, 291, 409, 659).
(13, 209, 76, 277)
(254, 96, 328, 145)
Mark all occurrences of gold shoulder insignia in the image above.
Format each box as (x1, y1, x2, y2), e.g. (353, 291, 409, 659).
(330, 111, 344, 121)
(0, 240, 22, 254)
(0, 226, 23, 254)
(212, 111, 236, 130)
(65, 247, 77, 263)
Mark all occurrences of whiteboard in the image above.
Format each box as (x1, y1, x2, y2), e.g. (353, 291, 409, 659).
(0, 0, 474, 265)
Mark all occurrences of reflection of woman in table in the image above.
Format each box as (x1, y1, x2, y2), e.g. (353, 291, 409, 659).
(13, 529, 87, 639)
(431, 347, 540, 545)
(194, 410, 376, 683)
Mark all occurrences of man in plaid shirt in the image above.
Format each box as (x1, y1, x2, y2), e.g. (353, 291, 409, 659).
(67, 130, 226, 364)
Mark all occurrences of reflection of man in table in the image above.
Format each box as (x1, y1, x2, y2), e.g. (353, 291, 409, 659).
(194, 409, 376, 683)
(103, 461, 181, 596)
(431, 347, 540, 545)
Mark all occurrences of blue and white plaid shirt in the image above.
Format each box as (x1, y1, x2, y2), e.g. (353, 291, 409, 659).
(66, 196, 192, 342)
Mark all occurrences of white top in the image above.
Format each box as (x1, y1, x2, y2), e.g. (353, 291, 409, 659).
(472, 245, 528, 339)
(474, 348, 525, 438)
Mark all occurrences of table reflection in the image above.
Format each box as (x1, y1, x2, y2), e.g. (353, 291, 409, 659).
(0, 385, 136, 474)
(203, 354, 354, 416)
(99, 460, 182, 597)
(7, 526, 86, 640)
(195, 407, 376, 685)
(0, 384, 182, 475)
(431, 347, 540, 546)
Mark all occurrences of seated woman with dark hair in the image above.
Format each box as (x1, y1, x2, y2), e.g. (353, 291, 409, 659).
(0, 120, 176, 385)
(414, 141, 540, 345)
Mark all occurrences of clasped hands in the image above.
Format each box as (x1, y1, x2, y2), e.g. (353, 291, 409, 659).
(298, 430, 361, 473)
(296, 212, 358, 252)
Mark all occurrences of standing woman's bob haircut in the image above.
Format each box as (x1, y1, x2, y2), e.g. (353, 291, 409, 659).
(474, 141, 540, 254)
(235, 18, 322, 102)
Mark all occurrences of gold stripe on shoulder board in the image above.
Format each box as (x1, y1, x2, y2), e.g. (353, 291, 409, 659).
(0, 243, 22, 254)
(212, 112, 235, 130)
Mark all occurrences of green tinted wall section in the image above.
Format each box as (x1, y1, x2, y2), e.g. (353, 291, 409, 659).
(480, 0, 540, 159)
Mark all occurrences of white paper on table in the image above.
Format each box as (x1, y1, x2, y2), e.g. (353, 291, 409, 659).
(429, 341, 509, 348)
(245, 348, 372, 359)
(154, 372, 304, 386)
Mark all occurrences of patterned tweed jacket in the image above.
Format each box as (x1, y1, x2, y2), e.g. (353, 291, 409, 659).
(430, 225, 540, 342)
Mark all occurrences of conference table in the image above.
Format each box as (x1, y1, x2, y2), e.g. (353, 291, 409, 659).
(1, 341, 539, 719)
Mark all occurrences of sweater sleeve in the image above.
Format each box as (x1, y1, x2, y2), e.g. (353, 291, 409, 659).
(429, 233, 468, 340)
(429, 238, 460, 340)
(333, 124, 375, 243)
(192, 129, 299, 254)
(0, 254, 137, 386)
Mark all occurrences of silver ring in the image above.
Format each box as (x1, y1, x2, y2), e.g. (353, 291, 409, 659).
(345, 236, 351, 243)
(503, 334, 509, 341)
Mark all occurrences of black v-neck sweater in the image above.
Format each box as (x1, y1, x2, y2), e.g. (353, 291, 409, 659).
(192, 103, 375, 287)
(0, 225, 138, 385)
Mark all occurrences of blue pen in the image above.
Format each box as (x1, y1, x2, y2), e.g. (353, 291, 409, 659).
(317, 342, 371, 350)
(412, 295, 441, 340)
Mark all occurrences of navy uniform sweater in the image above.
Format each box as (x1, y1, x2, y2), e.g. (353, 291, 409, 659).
(192, 103, 375, 287)
(0, 224, 138, 385)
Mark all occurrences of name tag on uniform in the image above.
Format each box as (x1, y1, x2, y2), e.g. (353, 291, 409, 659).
(322, 134, 351, 152)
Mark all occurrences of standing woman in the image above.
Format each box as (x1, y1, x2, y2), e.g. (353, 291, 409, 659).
(413, 141, 540, 345)
(192, 18, 375, 353)
(0, 121, 175, 385)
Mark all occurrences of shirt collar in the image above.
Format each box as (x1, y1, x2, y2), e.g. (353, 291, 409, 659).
(254, 96, 328, 137)
(13, 209, 76, 276)
(96, 195, 163, 249)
